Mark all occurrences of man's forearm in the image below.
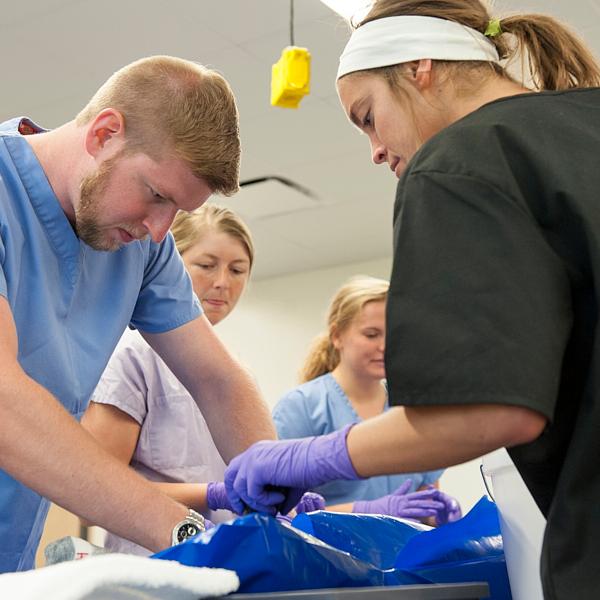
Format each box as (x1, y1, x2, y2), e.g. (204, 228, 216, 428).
(347, 404, 547, 478)
(143, 317, 276, 463)
(193, 365, 276, 462)
(0, 367, 187, 553)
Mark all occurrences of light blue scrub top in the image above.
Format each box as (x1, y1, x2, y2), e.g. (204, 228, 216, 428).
(272, 373, 443, 506)
(0, 118, 202, 572)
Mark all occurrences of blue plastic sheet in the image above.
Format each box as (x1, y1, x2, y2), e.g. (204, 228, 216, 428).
(294, 497, 511, 600)
(152, 497, 511, 598)
(393, 497, 511, 599)
(291, 511, 430, 570)
(152, 513, 423, 593)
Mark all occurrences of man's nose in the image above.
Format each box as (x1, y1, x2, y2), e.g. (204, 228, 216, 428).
(142, 206, 178, 243)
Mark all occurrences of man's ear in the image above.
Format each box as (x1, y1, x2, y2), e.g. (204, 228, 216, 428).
(408, 59, 433, 91)
(84, 108, 125, 159)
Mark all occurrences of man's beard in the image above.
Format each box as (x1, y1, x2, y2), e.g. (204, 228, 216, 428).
(75, 151, 143, 251)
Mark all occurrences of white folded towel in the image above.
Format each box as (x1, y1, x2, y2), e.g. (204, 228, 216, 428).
(0, 553, 239, 599)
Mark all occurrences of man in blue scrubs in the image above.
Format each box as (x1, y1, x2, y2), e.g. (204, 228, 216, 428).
(0, 55, 275, 572)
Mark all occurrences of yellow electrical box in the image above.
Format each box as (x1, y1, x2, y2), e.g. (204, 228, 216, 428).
(270, 46, 311, 109)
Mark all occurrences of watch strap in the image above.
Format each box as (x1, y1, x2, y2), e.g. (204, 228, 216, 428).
(171, 508, 206, 546)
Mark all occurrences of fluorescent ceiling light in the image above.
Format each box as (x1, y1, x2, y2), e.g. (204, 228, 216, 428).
(320, 0, 373, 22)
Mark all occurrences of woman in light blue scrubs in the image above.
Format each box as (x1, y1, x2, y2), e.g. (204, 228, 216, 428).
(273, 275, 460, 524)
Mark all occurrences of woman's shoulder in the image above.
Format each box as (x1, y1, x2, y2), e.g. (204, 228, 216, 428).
(409, 91, 571, 181)
(111, 328, 164, 367)
(273, 374, 339, 437)
(279, 373, 336, 405)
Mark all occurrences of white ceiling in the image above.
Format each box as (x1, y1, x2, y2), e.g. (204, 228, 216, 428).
(1, 0, 598, 279)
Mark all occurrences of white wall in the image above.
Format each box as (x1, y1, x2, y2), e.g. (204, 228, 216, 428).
(217, 257, 489, 514)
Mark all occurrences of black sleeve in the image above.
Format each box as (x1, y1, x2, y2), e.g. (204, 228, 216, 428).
(385, 170, 572, 420)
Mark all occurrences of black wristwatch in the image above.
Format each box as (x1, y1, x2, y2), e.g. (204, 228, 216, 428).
(171, 509, 206, 545)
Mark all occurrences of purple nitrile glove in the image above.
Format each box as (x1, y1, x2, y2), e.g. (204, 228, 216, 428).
(207, 483, 326, 517)
(294, 492, 326, 514)
(224, 424, 359, 516)
(432, 489, 462, 526)
(206, 481, 233, 512)
(353, 480, 447, 520)
(275, 514, 293, 525)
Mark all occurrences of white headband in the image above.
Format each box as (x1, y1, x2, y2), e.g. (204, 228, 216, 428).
(337, 15, 500, 80)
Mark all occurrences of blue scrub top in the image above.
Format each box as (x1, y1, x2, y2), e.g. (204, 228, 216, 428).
(0, 118, 202, 572)
(272, 373, 443, 506)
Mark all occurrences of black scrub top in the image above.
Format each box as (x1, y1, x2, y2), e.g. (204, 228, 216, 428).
(385, 87, 600, 600)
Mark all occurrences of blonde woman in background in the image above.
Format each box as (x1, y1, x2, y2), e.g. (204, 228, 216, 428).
(273, 276, 461, 524)
(82, 204, 255, 554)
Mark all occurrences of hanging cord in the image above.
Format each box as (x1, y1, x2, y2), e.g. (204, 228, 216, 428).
(480, 463, 495, 502)
(290, 0, 295, 46)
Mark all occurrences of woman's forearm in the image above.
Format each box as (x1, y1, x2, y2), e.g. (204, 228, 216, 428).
(152, 482, 208, 513)
(347, 404, 546, 477)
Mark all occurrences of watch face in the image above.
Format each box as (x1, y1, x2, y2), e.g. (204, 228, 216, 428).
(177, 522, 200, 543)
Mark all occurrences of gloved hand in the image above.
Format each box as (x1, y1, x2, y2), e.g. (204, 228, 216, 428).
(224, 424, 359, 515)
(294, 491, 326, 514)
(206, 481, 233, 512)
(353, 479, 445, 520)
(208, 481, 327, 516)
(353, 480, 462, 526)
(432, 488, 462, 525)
(275, 514, 293, 525)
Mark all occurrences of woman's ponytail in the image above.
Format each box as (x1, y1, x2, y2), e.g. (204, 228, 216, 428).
(299, 332, 339, 383)
(499, 14, 600, 90)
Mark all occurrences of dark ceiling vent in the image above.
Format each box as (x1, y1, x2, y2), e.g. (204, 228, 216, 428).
(240, 175, 317, 200)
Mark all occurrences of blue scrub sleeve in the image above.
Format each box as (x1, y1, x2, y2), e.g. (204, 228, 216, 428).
(0, 236, 6, 298)
(272, 390, 317, 440)
(130, 232, 202, 333)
